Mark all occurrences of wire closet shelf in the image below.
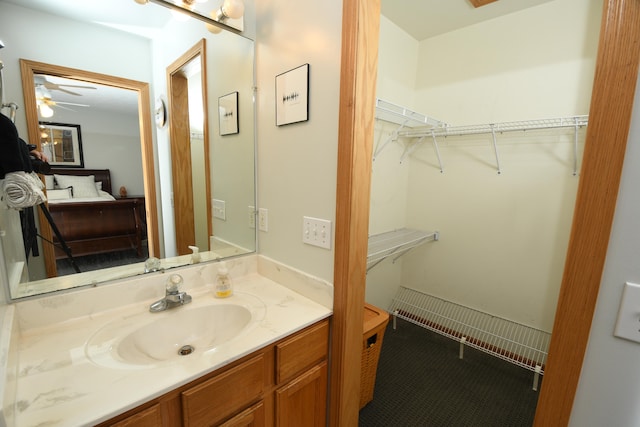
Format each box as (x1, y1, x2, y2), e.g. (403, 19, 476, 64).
(374, 98, 588, 174)
(367, 228, 439, 273)
(388, 286, 550, 391)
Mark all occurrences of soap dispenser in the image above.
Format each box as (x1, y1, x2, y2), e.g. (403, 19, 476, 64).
(188, 245, 201, 264)
(214, 261, 233, 298)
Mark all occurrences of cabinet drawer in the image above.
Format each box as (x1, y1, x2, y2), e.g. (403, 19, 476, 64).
(219, 401, 265, 427)
(275, 320, 329, 384)
(182, 354, 265, 427)
(109, 404, 162, 427)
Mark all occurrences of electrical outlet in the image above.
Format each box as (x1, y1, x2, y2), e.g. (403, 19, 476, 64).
(212, 199, 226, 220)
(248, 206, 256, 229)
(302, 216, 332, 249)
(258, 208, 268, 232)
(614, 282, 640, 343)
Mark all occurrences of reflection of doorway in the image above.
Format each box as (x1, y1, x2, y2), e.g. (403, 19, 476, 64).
(19, 59, 159, 278)
(167, 39, 211, 255)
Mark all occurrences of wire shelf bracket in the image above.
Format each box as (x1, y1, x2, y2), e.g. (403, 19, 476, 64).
(373, 99, 447, 161)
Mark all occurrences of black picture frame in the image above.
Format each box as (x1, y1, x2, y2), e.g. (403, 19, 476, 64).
(38, 122, 84, 167)
(218, 91, 239, 135)
(275, 63, 310, 126)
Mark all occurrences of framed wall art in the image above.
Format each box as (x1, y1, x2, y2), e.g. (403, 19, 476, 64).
(275, 63, 309, 126)
(38, 122, 84, 167)
(218, 91, 239, 135)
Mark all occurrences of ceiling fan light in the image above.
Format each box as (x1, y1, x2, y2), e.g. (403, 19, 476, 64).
(39, 104, 54, 118)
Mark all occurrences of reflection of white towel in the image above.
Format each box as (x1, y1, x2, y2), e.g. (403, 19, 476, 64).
(1, 171, 46, 209)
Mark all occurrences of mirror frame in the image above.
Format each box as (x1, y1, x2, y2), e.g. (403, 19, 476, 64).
(19, 59, 160, 278)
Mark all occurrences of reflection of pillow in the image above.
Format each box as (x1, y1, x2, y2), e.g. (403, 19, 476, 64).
(47, 188, 73, 200)
(95, 181, 103, 191)
(54, 174, 99, 198)
(44, 175, 54, 190)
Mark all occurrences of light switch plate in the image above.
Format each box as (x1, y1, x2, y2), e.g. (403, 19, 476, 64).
(303, 216, 332, 249)
(614, 282, 640, 343)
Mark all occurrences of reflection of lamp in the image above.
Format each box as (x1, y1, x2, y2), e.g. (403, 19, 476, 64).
(39, 104, 54, 118)
(207, 0, 244, 33)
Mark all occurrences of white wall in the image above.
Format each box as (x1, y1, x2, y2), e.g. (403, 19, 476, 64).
(414, 0, 602, 124)
(254, 0, 343, 282)
(569, 73, 640, 427)
(366, 0, 601, 331)
(49, 107, 144, 196)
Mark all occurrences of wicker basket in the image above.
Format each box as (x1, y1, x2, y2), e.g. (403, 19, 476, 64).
(360, 303, 390, 409)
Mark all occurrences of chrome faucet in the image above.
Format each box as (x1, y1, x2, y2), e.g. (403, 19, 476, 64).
(149, 274, 192, 312)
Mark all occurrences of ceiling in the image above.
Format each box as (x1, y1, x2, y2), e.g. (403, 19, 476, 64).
(380, 0, 554, 41)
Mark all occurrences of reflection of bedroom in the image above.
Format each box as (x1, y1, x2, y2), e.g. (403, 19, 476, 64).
(38, 82, 146, 275)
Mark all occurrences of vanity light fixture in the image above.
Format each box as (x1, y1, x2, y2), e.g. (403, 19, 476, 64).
(206, 0, 244, 34)
(139, 0, 245, 33)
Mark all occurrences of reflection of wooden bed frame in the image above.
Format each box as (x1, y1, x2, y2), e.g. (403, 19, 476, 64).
(47, 168, 146, 260)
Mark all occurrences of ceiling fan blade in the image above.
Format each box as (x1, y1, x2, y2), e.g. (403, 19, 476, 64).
(55, 87, 83, 96)
(55, 101, 90, 107)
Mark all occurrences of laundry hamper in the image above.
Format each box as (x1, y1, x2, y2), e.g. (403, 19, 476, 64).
(360, 303, 390, 409)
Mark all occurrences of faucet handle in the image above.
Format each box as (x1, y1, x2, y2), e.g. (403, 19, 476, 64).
(166, 274, 184, 294)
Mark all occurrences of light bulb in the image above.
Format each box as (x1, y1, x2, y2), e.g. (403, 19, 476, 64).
(221, 0, 244, 19)
(133, 0, 149, 4)
(39, 104, 54, 118)
(207, 10, 223, 33)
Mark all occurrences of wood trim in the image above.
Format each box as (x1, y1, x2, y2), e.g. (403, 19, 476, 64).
(469, 0, 498, 8)
(333, 0, 640, 425)
(18, 59, 160, 276)
(331, 0, 380, 425)
(533, 0, 640, 425)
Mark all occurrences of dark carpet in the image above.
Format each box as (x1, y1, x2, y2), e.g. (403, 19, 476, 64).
(359, 318, 540, 427)
(56, 244, 148, 276)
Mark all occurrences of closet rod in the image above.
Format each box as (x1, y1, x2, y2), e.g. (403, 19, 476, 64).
(398, 115, 588, 139)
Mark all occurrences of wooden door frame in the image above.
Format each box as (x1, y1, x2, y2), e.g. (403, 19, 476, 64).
(19, 59, 160, 277)
(166, 39, 211, 255)
(331, 0, 640, 425)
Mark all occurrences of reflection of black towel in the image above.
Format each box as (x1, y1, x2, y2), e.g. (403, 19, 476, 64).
(0, 112, 32, 179)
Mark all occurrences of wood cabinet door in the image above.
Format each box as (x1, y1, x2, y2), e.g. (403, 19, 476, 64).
(275, 362, 328, 427)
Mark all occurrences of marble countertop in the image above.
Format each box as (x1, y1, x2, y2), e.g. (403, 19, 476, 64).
(9, 261, 332, 427)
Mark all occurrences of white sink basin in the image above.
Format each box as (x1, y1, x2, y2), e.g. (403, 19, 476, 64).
(85, 293, 266, 369)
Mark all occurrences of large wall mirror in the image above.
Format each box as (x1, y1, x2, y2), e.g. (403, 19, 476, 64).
(0, 0, 256, 300)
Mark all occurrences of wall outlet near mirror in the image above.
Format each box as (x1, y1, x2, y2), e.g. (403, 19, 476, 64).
(258, 208, 268, 232)
(248, 206, 256, 228)
(213, 199, 226, 220)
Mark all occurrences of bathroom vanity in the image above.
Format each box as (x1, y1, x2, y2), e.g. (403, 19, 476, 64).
(2, 255, 333, 426)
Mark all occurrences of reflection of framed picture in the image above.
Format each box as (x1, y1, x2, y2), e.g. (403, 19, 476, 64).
(218, 91, 239, 135)
(275, 63, 309, 126)
(38, 122, 84, 167)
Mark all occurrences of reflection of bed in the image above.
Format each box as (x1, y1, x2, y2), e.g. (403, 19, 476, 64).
(46, 168, 145, 260)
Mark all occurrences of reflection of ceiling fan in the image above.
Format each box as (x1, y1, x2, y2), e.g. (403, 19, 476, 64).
(34, 75, 96, 96)
(34, 75, 93, 117)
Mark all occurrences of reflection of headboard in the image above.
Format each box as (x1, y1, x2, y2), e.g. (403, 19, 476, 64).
(49, 168, 112, 195)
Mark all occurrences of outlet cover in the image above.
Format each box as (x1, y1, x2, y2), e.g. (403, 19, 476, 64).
(614, 282, 640, 344)
(303, 216, 332, 249)
(248, 206, 256, 229)
(258, 208, 268, 232)
(213, 199, 226, 220)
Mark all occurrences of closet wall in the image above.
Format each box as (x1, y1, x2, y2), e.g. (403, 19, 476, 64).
(368, 0, 602, 332)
